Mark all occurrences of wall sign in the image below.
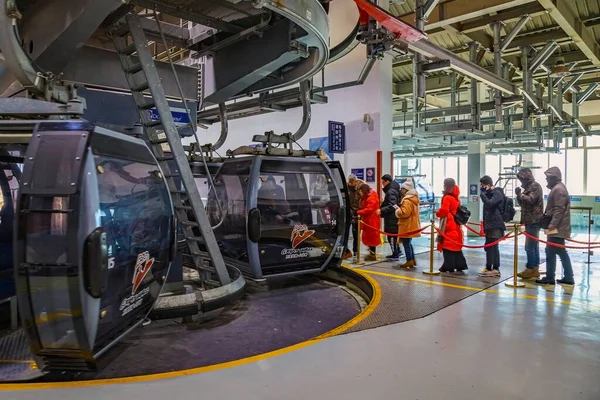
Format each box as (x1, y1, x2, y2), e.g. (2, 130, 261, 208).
(328, 121, 346, 153)
(595, 196, 600, 203)
(570, 196, 582, 202)
(469, 184, 478, 196)
(366, 167, 376, 182)
(351, 168, 364, 180)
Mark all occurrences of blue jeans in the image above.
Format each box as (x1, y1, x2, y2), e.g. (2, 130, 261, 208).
(545, 237, 574, 281)
(525, 224, 541, 268)
(402, 238, 415, 261)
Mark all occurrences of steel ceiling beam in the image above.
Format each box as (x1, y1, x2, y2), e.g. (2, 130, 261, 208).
(500, 15, 532, 52)
(538, 0, 600, 66)
(459, 3, 546, 33)
(408, 39, 518, 94)
(529, 41, 559, 72)
(398, 0, 538, 31)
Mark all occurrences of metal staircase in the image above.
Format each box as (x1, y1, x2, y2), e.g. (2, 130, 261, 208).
(110, 14, 231, 287)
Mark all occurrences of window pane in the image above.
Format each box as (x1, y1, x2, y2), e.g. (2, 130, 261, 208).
(548, 151, 565, 180)
(432, 158, 445, 197)
(586, 136, 600, 147)
(587, 149, 600, 195)
(419, 158, 433, 188)
(459, 156, 468, 196)
(485, 155, 499, 181)
(531, 153, 548, 185)
(566, 148, 584, 194)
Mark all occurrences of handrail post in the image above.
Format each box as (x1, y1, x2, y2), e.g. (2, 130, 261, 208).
(355, 217, 364, 266)
(506, 224, 526, 288)
(423, 217, 440, 275)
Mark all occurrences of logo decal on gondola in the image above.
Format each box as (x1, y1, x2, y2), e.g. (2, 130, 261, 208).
(291, 224, 315, 249)
(132, 251, 155, 295)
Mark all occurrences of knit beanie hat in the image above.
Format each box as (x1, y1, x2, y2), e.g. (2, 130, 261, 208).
(401, 180, 414, 191)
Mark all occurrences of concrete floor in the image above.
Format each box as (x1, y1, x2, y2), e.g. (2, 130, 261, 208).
(3, 255, 599, 400)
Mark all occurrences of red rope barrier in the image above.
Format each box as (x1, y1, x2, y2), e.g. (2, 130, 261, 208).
(464, 224, 484, 236)
(565, 237, 600, 245)
(359, 221, 431, 237)
(521, 231, 600, 249)
(435, 228, 514, 249)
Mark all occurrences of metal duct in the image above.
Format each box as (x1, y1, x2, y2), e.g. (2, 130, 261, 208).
(291, 80, 312, 141)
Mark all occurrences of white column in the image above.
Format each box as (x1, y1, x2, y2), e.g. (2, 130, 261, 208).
(467, 142, 486, 236)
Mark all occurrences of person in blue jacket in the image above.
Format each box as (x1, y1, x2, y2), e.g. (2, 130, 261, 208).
(479, 175, 506, 277)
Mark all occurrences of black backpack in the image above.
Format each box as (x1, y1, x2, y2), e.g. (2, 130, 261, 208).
(454, 204, 471, 225)
(500, 191, 516, 222)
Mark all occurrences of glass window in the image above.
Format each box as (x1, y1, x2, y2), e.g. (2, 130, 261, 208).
(257, 160, 341, 228)
(588, 149, 600, 195)
(95, 155, 173, 265)
(419, 158, 433, 188)
(458, 156, 468, 196)
(566, 148, 584, 195)
(432, 158, 445, 196)
(531, 153, 548, 185)
(548, 151, 566, 180)
(586, 136, 600, 148)
(485, 155, 500, 181)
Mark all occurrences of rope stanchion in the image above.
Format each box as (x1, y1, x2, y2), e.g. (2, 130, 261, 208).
(522, 231, 600, 250)
(423, 218, 440, 275)
(435, 228, 513, 249)
(506, 224, 526, 288)
(355, 217, 364, 265)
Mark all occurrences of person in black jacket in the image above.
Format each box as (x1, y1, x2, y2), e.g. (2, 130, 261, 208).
(479, 175, 506, 277)
(515, 167, 544, 279)
(376, 174, 402, 261)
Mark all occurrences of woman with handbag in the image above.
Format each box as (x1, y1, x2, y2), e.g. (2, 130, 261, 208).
(436, 178, 468, 274)
(356, 183, 381, 262)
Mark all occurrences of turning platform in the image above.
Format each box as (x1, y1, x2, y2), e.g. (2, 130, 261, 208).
(0, 267, 375, 384)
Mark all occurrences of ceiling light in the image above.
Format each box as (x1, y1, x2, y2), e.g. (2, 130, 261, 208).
(550, 58, 570, 78)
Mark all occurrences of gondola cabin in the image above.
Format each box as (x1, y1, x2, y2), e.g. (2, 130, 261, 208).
(14, 121, 175, 370)
(207, 156, 350, 280)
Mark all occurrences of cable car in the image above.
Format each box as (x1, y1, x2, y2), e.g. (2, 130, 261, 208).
(0, 150, 21, 303)
(207, 156, 350, 280)
(14, 121, 175, 370)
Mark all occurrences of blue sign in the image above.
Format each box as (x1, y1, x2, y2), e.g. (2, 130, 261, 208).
(544, 195, 548, 200)
(351, 168, 365, 180)
(366, 167, 376, 182)
(148, 107, 191, 125)
(570, 196, 582, 202)
(309, 137, 333, 160)
(595, 196, 600, 202)
(469, 184, 478, 196)
(328, 121, 346, 153)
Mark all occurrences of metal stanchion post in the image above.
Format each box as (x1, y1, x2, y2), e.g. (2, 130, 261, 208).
(423, 217, 440, 275)
(355, 217, 364, 266)
(506, 224, 526, 288)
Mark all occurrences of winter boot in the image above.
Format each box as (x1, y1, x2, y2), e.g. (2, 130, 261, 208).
(400, 260, 416, 269)
(364, 253, 377, 262)
(518, 267, 540, 279)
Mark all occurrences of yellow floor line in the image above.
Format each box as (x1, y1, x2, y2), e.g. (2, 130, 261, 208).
(0, 266, 381, 391)
(356, 268, 589, 308)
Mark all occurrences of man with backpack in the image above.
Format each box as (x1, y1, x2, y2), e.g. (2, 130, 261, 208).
(479, 175, 506, 277)
(515, 167, 544, 279)
(376, 174, 402, 261)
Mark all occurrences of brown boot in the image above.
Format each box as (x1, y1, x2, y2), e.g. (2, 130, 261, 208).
(401, 260, 416, 268)
(364, 253, 377, 262)
(519, 267, 540, 279)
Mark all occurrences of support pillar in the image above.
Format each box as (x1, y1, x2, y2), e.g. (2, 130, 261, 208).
(467, 142, 485, 236)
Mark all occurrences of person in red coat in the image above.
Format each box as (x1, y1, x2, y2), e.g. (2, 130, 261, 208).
(435, 178, 468, 274)
(357, 183, 381, 262)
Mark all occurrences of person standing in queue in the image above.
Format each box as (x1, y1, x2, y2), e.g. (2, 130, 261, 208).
(376, 174, 402, 261)
(357, 183, 381, 262)
(479, 175, 506, 277)
(395, 179, 421, 268)
(436, 178, 468, 274)
(536, 167, 574, 286)
(515, 167, 544, 279)
(346, 174, 366, 259)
